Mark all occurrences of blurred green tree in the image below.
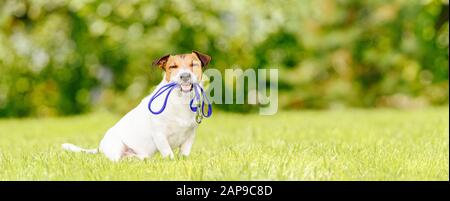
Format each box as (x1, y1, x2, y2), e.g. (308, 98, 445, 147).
(0, 0, 448, 117)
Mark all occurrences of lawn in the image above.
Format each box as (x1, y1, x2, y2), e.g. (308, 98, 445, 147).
(0, 107, 448, 180)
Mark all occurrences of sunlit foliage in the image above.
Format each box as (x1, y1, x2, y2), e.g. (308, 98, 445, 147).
(0, 0, 448, 117)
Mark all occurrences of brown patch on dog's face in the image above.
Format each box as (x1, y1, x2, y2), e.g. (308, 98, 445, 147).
(153, 51, 211, 83)
(164, 53, 201, 82)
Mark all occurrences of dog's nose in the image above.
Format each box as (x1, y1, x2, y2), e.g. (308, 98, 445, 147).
(180, 72, 191, 82)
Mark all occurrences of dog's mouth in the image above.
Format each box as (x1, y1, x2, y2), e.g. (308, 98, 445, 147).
(180, 83, 193, 92)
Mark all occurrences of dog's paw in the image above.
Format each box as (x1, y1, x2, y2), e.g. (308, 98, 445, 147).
(179, 152, 190, 158)
(168, 153, 175, 160)
(161, 152, 175, 160)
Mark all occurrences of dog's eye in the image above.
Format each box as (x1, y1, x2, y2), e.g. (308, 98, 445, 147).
(169, 65, 177, 69)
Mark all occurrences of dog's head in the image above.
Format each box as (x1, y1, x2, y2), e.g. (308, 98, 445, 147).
(153, 51, 211, 92)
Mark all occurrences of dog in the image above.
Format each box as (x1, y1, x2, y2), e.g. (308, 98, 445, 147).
(62, 51, 211, 162)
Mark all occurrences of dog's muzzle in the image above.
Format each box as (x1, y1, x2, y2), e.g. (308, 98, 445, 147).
(179, 72, 193, 92)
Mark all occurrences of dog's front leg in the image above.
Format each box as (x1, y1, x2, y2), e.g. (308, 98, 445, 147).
(180, 129, 196, 157)
(152, 132, 174, 159)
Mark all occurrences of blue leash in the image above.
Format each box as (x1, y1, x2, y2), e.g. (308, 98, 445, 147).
(190, 83, 212, 117)
(147, 82, 212, 123)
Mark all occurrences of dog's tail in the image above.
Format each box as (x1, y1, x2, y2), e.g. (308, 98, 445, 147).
(62, 143, 98, 154)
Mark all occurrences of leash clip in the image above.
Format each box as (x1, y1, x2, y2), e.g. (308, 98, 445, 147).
(195, 108, 203, 124)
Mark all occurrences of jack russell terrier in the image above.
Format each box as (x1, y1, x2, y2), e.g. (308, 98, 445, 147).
(62, 51, 212, 162)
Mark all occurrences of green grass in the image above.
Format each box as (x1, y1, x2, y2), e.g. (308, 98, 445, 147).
(0, 107, 448, 180)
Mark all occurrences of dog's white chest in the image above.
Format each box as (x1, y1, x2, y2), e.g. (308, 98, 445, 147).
(164, 109, 197, 148)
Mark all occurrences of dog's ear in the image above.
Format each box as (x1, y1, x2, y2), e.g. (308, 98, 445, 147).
(152, 54, 170, 70)
(192, 50, 211, 68)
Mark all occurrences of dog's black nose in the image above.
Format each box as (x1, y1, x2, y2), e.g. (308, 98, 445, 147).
(180, 72, 191, 82)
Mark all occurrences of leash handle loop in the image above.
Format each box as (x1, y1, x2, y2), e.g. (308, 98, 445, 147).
(148, 82, 178, 115)
(189, 84, 202, 112)
(198, 85, 212, 117)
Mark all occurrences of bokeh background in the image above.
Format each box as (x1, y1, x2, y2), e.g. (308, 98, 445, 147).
(0, 0, 448, 117)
